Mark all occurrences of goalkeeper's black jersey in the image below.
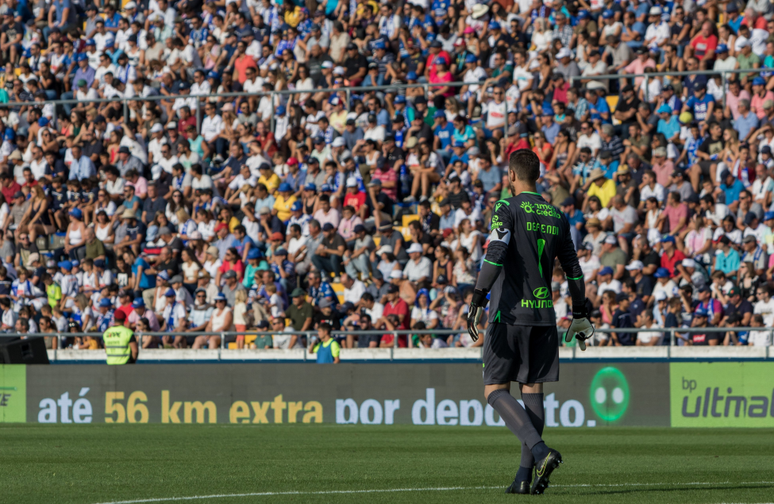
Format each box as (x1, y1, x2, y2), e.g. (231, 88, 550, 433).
(484, 192, 584, 326)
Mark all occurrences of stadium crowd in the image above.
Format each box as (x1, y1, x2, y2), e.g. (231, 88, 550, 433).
(1, 0, 774, 350)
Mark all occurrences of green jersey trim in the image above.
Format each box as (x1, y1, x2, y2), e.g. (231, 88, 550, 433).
(521, 191, 542, 196)
(566, 274, 584, 281)
(483, 259, 503, 267)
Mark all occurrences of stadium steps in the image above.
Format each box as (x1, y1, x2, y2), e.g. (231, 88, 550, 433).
(402, 214, 419, 227)
(331, 282, 344, 304)
(606, 95, 619, 112)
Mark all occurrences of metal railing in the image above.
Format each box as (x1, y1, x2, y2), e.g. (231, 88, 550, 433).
(571, 67, 772, 107)
(0, 79, 494, 137)
(7, 326, 772, 356)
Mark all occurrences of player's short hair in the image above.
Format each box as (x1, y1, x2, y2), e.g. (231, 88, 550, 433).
(508, 149, 540, 183)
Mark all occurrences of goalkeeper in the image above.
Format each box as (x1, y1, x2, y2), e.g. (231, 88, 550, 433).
(466, 149, 593, 495)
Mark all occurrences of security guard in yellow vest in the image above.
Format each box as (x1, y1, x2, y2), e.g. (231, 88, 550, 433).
(103, 310, 138, 365)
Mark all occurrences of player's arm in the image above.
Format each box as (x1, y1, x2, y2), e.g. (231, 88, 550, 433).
(556, 219, 595, 350)
(467, 203, 512, 341)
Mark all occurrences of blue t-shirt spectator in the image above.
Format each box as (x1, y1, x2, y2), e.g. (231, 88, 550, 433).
(657, 116, 681, 140)
(714, 247, 741, 276)
(477, 166, 501, 192)
(452, 125, 476, 145)
(434, 122, 455, 149)
(625, 21, 646, 49)
(133, 257, 155, 290)
(53, 0, 76, 27)
(686, 93, 714, 122)
(734, 112, 760, 141)
(588, 97, 611, 123)
(683, 75, 708, 99)
(720, 178, 745, 204)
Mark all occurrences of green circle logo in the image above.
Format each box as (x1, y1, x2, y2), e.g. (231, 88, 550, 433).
(533, 287, 549, 299)
(589, 367, 630, 422)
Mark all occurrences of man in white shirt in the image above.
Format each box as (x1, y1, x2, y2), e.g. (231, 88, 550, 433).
(512, 51, 533, 93)
(201, 103, 225, 156)
(153, 144, 179, 179)
(578, 242, 601, 281)
(341, 273, 366, 305)
(713, 44, 737, 71)
(146, 124, 167, 166)
(104, 167, 126, 201)
(752, 286, 774, 345)
(484, 85, 508, 131)
(462, 54, 488, 106)
(94, 53, 118, 86)
(643, 9, 670, 49)
(28, 146, 48, 180)
(189, 70, 211, 104)
(596, 266, 622, 297)
(225, 165, 258, 203)
(93, 20, 115, 52)
(403, 243, 432, 283)
(363, 115, 386, 142)
(576, 121, 602, 156)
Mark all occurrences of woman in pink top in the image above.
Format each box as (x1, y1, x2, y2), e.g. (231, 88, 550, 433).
(428, 58, 454, 99)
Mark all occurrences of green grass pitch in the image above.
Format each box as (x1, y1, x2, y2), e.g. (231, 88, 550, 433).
(2, 425, 774, 503)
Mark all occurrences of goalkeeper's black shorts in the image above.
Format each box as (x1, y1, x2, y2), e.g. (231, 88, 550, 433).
(482, 323, 559, 385)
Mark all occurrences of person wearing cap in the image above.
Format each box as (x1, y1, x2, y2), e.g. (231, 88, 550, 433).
(583, 167, 616, 209)
(102, 308, 138, 365)
(286, 200, 312, 239)
(682, 62, 715, 122)
(741, 233, 768, 276)
(651, 265, 678, 299)
(312, 221, 346, 283)
(127, 297, 160, 334)
(596, 231, 626, 280)
(675, 257, 707, 293)
(255, 162, 281, 195)
(402, 242, 431, 284)
(749, 75, 774, 120)
(189, 290, 231, 350)
(657, 232, 684, 276)
(693, 283, 724, 329)
(272, 182, 297, 222)
(158, 284, 189, 347)
(654, 103, 680, 142)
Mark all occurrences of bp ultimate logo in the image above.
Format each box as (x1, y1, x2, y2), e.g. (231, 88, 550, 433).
(670, 363, 774, 427)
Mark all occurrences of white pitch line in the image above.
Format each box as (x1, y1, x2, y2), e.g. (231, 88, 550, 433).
(92, 480, 774, 504)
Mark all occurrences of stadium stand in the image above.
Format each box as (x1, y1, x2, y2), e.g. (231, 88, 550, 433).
(0, 0, 773, 352)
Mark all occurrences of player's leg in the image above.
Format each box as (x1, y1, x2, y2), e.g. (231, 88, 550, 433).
(483, 324, 547, 494)
(523, 327, 564, 495)
(510, 382, 546, 490)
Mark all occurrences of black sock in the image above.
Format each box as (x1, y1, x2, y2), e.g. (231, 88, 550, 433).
(487, 389, 542, 451)
(520, 393, 545, 469)
(516, 465, 532, 484)
(531, 441, 550, 461)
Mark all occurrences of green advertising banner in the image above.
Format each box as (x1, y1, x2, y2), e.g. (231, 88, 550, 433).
(670, 362, 774, 427)
(19, 363, 670, 426)
(0, 365, 27, 423)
